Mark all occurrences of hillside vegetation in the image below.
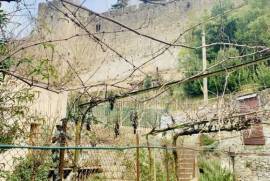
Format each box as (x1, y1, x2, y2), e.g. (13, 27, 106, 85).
(179, 0, 270, 97)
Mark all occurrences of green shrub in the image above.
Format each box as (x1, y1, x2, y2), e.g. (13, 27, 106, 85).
(143, 75, 153, 89)
(200, 134, 218, 152)
(5, 156, 52, 181)
(256, 63, 270, 89)
(200, 134, 216, 146)
(199, 158, 234, 181)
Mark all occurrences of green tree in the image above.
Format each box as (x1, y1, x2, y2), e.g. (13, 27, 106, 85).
(256, 63, 270, 89)
(180, 0, 270, 96)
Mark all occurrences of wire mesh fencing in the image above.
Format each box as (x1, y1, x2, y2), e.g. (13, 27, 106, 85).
(0, 145, 179, 181)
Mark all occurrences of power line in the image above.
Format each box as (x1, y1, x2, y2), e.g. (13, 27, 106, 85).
(61, 0, 194, 49)
(79, 54, 270, 107)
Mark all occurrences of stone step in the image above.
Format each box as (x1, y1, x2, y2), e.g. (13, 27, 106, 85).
(179, 167, 194, 170)
(179, 162, 194, 166)
(178, 158, 195, 164)
(178, 151, 196, 154)
(179, 163, 194, 166)
(179, 179, 192, 181)
(179, 176, 193, 180)
(179, 155, 196, 159)
(179, 168, 194, 172)
(102, 166, 126, 171)
(178, 173, 193, 177)
(179, 173, 193, 176)
(178, 152, 196, 155)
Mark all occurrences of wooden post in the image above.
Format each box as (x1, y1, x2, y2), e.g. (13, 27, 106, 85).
(29, 123, 40, 147)
(74, 119, 82, 177)
(229, 147, 236, 181)
(193, 155, 196, 178)
(29, 123, 40, 181)
(59, 119, 68, 181)
(165, 146, 169, 181)
(136, 133, 140, 181)
(119, 101, 122, 126)
(172, 136, 179, 181)
(153, 149, 156, 181)
(135, 101, 140, 181)
(146, 135, 153, 180)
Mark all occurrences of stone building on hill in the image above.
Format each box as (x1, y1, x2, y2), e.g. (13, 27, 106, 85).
(27, 0, 219, 87)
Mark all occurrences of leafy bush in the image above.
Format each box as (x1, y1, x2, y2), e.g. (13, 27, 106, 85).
(256, 63, 270, 89)
(0, 122, 19, 152)
(200, 134, 218, 152)
(143, 75, 153, 89)
(5, 156, 52, 181)
(200, 134, 216, 146)
(0, 81, 36, 147)
(199, 158, 234, 181)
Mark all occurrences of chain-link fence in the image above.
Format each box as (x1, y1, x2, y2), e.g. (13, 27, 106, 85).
(2, 126, 270, 181)
(0, 144, 181, 181)
(2, 94, 268, 181)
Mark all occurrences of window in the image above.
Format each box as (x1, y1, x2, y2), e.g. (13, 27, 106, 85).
(186, 2, 191, 9)
(96, 24, 101, 32)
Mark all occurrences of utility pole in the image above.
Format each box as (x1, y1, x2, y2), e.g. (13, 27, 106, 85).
(202, 27, 208, 104)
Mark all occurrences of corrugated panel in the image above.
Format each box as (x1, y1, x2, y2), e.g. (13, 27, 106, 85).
(239, 97, 259, 113)
(238, 94, 265, 145)
(243, 123, 265, 145)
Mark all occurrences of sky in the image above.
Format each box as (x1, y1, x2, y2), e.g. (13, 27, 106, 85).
(0, 0, 140, 38)
(1, 0, 124, 14)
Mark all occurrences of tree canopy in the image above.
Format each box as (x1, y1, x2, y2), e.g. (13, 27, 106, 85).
(180, 0, 270, 97)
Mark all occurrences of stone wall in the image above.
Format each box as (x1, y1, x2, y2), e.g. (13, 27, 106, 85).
(174, 88, 270, 181)
(31, 0, 220, 85)
(14, 0, 225, 126)
(210, 96, 270, 181)
(234, 154, 270, 181)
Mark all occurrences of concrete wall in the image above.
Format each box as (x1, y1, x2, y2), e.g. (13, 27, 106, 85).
(29, 88, 68, 126)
